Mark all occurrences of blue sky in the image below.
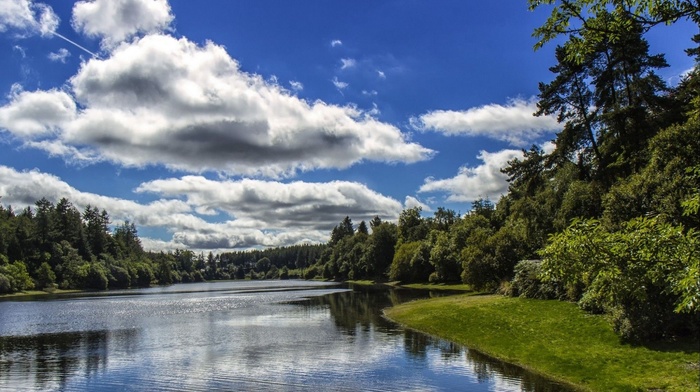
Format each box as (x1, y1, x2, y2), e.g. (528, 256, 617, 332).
(0, 0, 695, 252)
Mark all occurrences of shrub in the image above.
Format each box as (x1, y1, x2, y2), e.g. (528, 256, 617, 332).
(540, 217, 700, 341)
(509, 260, 559, 299)
(0, 273, 11, 294)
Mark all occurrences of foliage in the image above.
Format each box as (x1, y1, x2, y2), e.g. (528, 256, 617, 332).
(35, 262, 56, 289)
(460, 222, 530, 291)
(540, 217, 699, 340)
(0, 261, 34, 293)
(508, 260, 559, 299)
(528, 0, 699, 61)
(389, 241, 424, 282)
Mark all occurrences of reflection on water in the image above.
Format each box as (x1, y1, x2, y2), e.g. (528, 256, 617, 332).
(0, 281, 573, 391)
(0, 330, 136, 391)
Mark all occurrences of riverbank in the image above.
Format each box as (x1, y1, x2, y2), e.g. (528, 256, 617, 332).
(0, 288, 83, 299)
(345, 280, 473, 291)
(384, 294, 699, 391)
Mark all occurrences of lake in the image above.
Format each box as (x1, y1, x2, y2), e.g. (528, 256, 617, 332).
(0, 281, 571, 391)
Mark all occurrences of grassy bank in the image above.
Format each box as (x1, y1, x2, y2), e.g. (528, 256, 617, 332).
(396, 282, 472, 291)
(0, 288, 83, 299)
(346, 281, 473, 291)
(385, 294, 699, 391)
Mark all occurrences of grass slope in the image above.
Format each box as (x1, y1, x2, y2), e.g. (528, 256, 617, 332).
(385, 294, 699, 391)
(397, 283, 472, 291)
(0, 289, 83, 299)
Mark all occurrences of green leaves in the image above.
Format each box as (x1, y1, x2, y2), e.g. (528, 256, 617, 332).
(530, 0, 699, 57)
(681, 167, 700, 217)
(540, 216, 699, 339)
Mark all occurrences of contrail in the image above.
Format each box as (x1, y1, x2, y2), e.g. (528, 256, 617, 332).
(50, 31, 100, 59)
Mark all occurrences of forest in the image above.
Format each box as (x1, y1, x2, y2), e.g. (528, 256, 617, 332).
(0, 197, 326, 292)
(1, 0, 699, 343)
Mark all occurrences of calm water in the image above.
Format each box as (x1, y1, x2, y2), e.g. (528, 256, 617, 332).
(0, 281, 572, 391)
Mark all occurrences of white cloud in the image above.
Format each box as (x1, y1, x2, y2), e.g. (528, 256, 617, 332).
(289, 80, 303, 91)
(0, 166, 407, 250)
(376, 70, 386, 79)
(0, 34, 432, 177)
(0, 87, 77, 138)
(48, 47, 71, 63)
(412, 98, 560, 146)
(0, 165, 192, 226)
(330, 39, 342, 47)
(404, 196, 430, 211)
(362, 90, 378, 96)
(24, 139, 100, 164)
(340, 58, 356, 70)
(332, 76, 349, 90)
(0, 0, 59, 37)
(541, 140, 556, 155)
(71, 0, 173, 48)
(135, 176, 404, 230)
(419, 149, 524, 202)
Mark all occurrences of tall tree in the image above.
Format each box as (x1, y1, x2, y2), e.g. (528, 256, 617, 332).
(356, 221, 369, 236)
(83, 205, 111, 258)
(397, 207, 428, 244)
(114, 221, 143, 258)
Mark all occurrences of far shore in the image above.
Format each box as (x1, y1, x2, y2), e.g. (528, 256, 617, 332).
(0, 288, 84, 299)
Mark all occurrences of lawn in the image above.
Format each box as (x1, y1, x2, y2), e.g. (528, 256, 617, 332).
(385, 294, 699, 391)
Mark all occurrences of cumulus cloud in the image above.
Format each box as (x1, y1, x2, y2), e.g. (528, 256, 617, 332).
(136, 176, 404, 231)
(0, 165, 192, 226)
(0, 166, 408, 250)
(0, 34, 432, 177)
(0, 87, 77, 138)
(411, 98, 560, 146)
(376, 70, 386, 79)
(0, 0, 59, 37)
(419, 149, 524, 202)
(404, 196, 430, 211)
(330, 39, 342, 47)
(71, 0, 173, 48)
(48, 47, 71, 63)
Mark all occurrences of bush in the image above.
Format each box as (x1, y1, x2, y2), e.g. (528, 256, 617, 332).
(509, 260, 559, 299)
(303, 266, 318, 280)
(108, 265, 131, 288)
(540, 217, 700, 341)
(0, 262, 35, 292)
(0, 273, 11, 294)
(85, 263, 109, 290)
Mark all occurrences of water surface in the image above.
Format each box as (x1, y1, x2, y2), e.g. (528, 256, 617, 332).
(0, 281, 571, 391)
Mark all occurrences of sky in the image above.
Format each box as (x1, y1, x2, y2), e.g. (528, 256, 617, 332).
(0, 0, 696, 252)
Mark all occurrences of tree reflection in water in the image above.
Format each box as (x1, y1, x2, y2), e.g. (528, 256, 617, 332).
(311, 284, 574, 392)
(0, 329, 138, 391)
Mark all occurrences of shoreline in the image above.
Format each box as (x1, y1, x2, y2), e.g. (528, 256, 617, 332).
(0, 288, 84, 299)
(384, 294, 700, 391)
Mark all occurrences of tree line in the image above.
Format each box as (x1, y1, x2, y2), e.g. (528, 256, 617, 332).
(0, 197, 326, 293)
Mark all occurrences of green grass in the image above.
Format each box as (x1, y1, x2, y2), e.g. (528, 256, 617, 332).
(385, 294, 700, 391)
(398, 282, 473, 291)
(346, 280, 378, 286)
(0, 288, 83, 299)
